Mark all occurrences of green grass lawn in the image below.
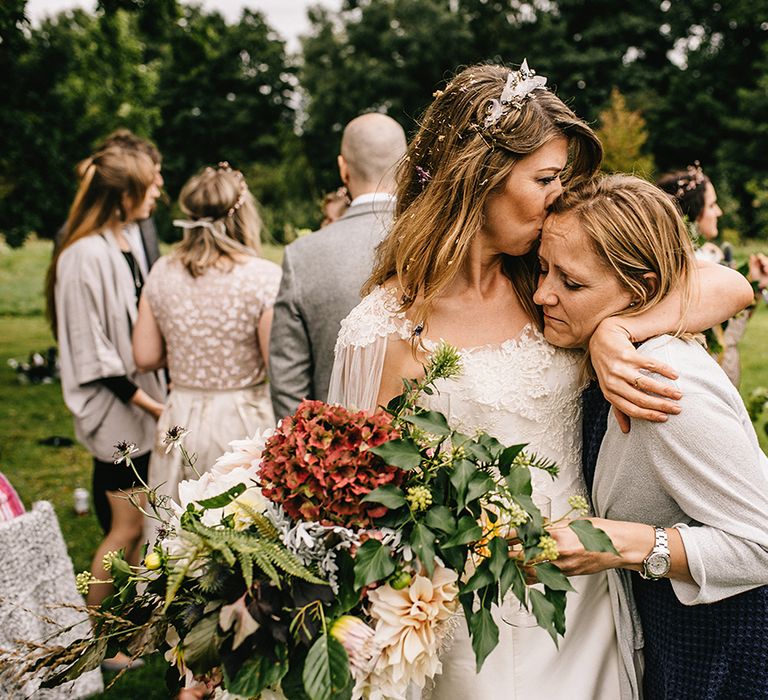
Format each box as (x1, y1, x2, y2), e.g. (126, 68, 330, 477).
(1, 236, 766, 696)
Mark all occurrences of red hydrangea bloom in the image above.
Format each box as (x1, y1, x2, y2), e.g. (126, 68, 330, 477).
(258, 400, 406, 528)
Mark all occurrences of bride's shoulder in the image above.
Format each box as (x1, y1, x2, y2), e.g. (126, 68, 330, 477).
(336, 285, 412, 350)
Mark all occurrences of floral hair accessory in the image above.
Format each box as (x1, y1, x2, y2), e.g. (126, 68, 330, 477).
(483, 59, 548, 129)
(204, 161, 248, 217)
(415, 166, 432, 186)
(674, 161, 706, 199)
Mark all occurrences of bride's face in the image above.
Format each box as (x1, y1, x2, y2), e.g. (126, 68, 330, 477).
(480, 137, 567, 256)
(534, 213, 633, 349)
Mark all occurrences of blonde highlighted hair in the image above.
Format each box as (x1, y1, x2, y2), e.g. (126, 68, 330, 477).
(364, 62, 603, 332)
(174, 165, 262, 278)
(549, 173, 696, 328)
(46, 146, 156, 334)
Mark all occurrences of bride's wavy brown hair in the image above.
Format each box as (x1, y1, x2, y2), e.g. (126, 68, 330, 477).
(364, 62, 603, 332)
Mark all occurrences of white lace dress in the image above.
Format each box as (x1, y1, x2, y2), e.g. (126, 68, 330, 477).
(328, 287, 622, 699)
(143, 256, 281, 500)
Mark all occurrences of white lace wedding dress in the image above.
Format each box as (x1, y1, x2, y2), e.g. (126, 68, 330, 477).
(328, 287, 622, 699)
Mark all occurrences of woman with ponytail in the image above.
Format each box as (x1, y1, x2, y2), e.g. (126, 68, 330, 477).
(46, 146, 165, 666)
(132, 163, 281, 503)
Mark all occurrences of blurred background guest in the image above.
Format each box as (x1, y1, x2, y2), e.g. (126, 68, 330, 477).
(46, 146, 166, 668)
(320, 186, 351, 228)
(133, 163, 280, 502)
(658, 164, 768, 386)
(269, 112, 407, 419)
(55, 129, 165, 275)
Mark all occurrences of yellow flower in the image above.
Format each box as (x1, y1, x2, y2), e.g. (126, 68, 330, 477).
(144, 551, 162, 570)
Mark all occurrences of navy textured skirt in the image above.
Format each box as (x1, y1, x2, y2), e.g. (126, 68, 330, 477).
(633, 575, 768, 700)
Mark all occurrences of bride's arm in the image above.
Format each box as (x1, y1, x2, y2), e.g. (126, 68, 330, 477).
(589, 261, 753, 430)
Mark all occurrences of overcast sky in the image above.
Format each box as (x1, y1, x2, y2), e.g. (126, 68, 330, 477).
(25, 0, 336, 50)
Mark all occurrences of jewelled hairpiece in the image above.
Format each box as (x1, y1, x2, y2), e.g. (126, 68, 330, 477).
(205, 161, 248, 218)
(483, 59, 548, 129)
(674, 161, 706, 199)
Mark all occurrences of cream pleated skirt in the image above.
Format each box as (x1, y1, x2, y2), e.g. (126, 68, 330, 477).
(148, 383, 275, 504)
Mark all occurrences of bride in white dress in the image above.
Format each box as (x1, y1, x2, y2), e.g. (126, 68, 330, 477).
(328, 63, 752, 700)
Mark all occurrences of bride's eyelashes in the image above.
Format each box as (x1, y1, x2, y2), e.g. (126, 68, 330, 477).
(538, 176, 558, 186)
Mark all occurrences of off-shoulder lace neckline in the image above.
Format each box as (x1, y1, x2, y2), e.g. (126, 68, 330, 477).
(376, 285, 543, 354)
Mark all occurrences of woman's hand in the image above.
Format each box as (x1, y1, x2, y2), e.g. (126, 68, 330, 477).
(589, 318, 682, 433)
(131, 388, 164, 420)
(543, 518, 654, 577)
(749, 253, 768, 295)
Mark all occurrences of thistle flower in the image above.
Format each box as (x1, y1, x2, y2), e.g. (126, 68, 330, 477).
(406, 486, 432, 512)
(112, 441, 138, 465)
(75, 571, 95, 596)
(163, 425, 190, 454)
(567, 494, 590, 516)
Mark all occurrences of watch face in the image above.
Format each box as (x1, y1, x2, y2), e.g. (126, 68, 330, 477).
(647, 552, 671, 577)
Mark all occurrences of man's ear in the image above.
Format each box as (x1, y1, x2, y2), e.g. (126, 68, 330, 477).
(337, 155, 349, 186)
(642, 271, 659, 296)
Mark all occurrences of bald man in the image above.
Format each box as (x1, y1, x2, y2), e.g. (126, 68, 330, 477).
(269, 113, 407, 418)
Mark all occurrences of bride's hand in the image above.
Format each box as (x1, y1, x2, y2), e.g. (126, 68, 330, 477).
(589, 318, 682, 434)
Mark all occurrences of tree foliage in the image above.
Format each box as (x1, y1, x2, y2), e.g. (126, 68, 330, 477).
(596, 88, 655, 177)
(2, 0, 767, 246)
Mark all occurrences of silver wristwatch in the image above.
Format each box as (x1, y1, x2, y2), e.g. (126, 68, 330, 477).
(640, 527, 671, 580)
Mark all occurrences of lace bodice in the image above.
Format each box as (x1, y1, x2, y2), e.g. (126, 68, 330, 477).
(330, 286, 588, 511)
(144, 256, 281, 390)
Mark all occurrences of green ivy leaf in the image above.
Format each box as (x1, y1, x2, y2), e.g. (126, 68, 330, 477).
(487, 537, 508, 579)
(361, 485, 406, 509)
(529, 589, 558, 645)
(462, 561, 495, 594)
(465, 472, 494, 505)
(424, 505, 457, 534)
(548, 588, 568, 636)
(463, 441, 493, 462)
(402, 410, 452, 436)
(370, 438, 423, 470)
(532, 562, 575, 592)
(504, 465, 532, 496)
(441, 515, 482, 548)
(468, 607, 499, 672)
(476, 433, 506, 460)
(569, 520, 619, 555)
(196, 483, 247, 509)
(500, 558, 526, 602)
(450, 459, 476, 508)
(302, 635, 351, 700)
(182, 612, 220, 673)
(498, 444, 527, 476)
(410, 523, 436, 577)
(353, 539, 395, 589)
(227, 655, 288, 697)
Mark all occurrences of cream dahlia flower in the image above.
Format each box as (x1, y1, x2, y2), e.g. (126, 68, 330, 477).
(362, 565, 459, 698)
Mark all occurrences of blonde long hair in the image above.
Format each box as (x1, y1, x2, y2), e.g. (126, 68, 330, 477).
(46, 147, 156, 333)
(173, 164, 262, 278)
(365, 62, 603, 331)
(549, 174, 696, 326)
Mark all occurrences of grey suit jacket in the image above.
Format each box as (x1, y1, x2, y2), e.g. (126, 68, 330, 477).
(269, 199, 394, 419)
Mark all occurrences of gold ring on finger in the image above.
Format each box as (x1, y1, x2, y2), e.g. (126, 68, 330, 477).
(633, 376, 642, 389)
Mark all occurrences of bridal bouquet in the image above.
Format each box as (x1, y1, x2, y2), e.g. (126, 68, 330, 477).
(11, 343, 615, 699)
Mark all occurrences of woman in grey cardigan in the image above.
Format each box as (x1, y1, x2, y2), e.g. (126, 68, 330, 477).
(46, 147, 165, 628)
(533, 174, 768, 699)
